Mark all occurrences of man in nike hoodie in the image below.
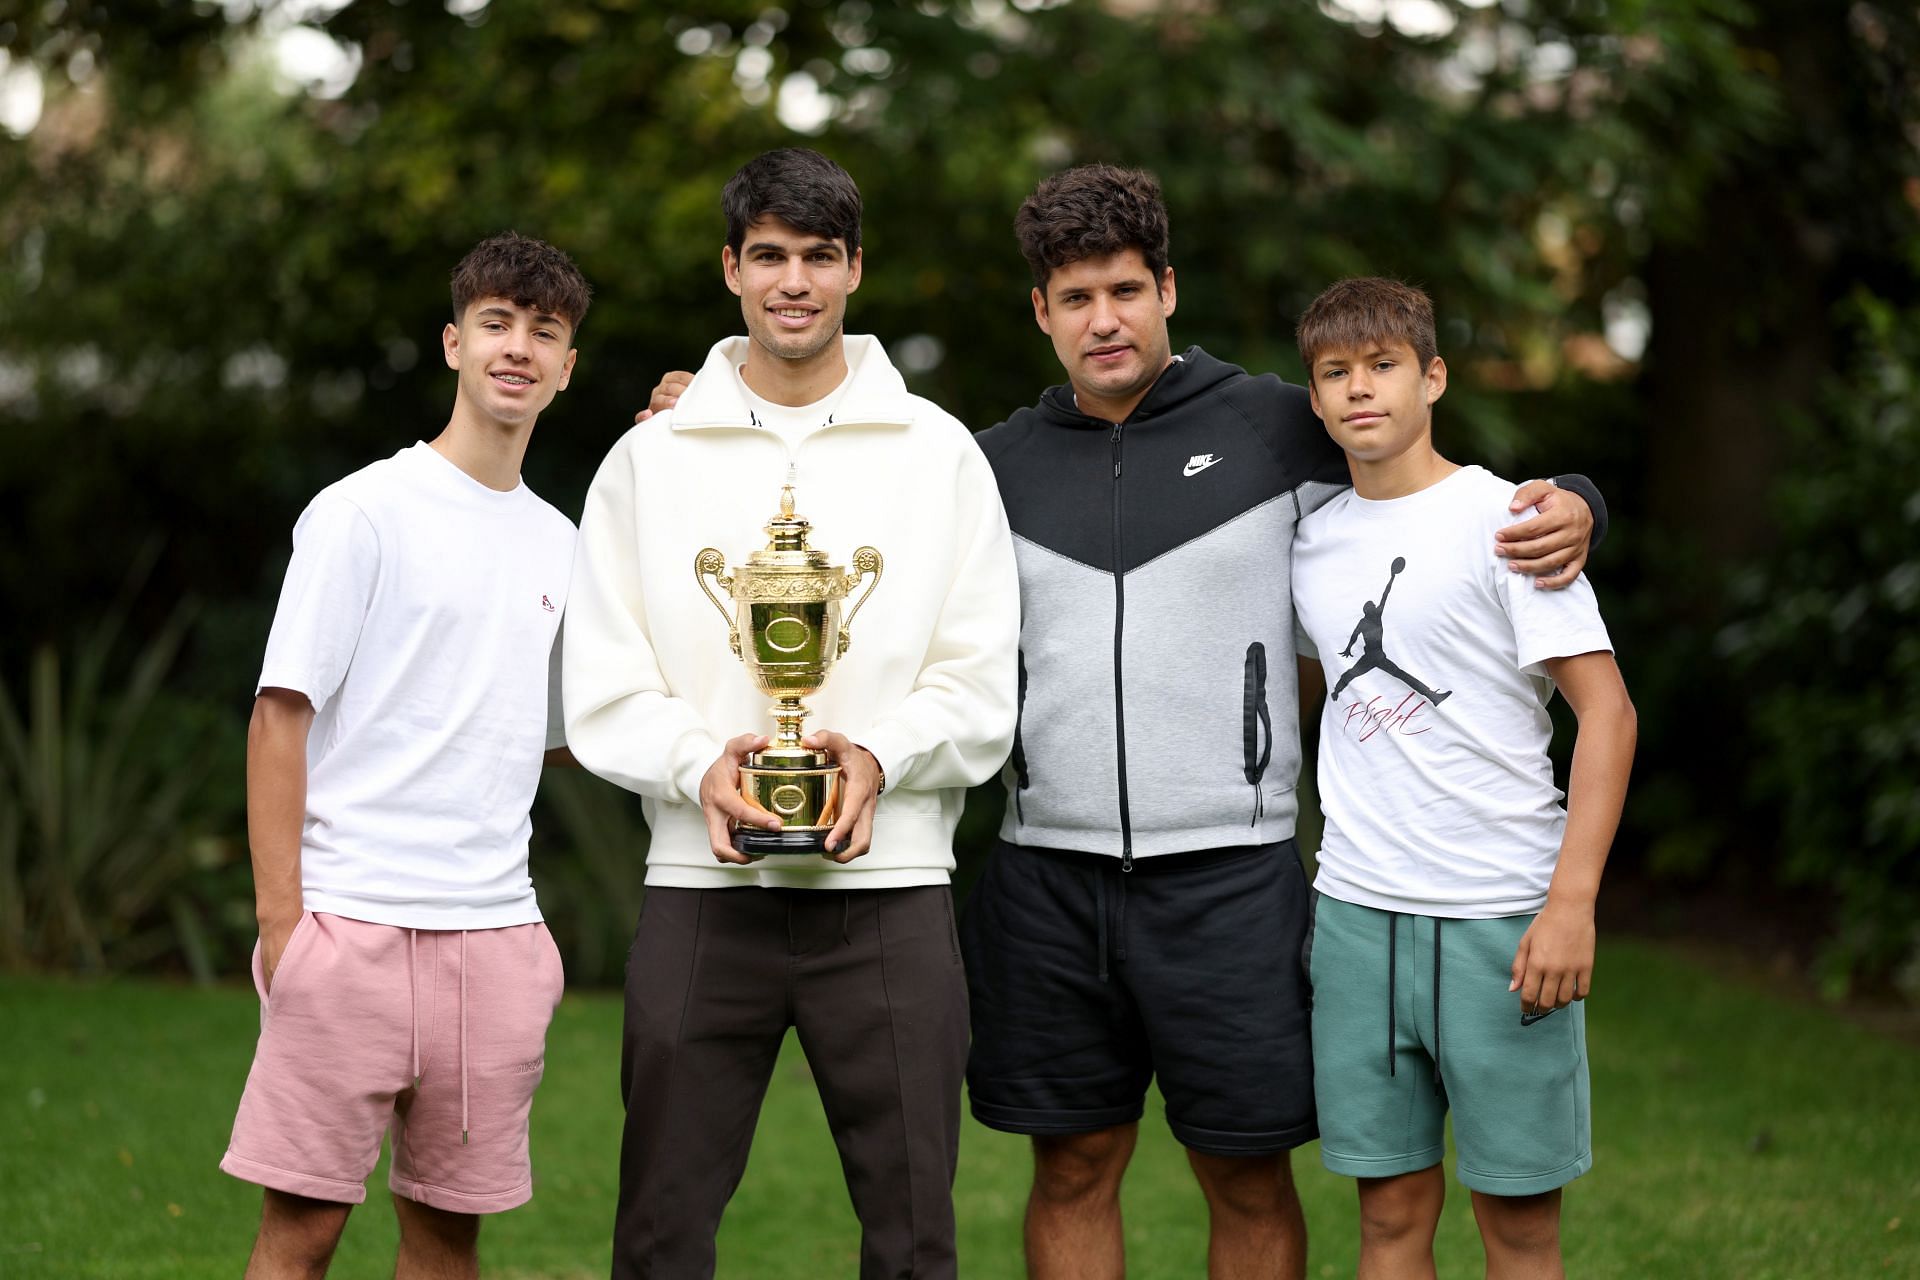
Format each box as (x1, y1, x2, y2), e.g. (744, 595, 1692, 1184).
(960, 164, 1606, 1280)
(564, 149, 1019, 1279)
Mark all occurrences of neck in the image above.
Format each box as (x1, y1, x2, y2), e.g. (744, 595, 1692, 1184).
(431, 402, 533, 492)
(1349, 445, 1458, 500)
(1073, 354, 1175, 425)
(742, 336, 849, 408)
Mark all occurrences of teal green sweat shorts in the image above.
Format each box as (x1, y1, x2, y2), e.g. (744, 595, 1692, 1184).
(1306, 893, 1592, 1196)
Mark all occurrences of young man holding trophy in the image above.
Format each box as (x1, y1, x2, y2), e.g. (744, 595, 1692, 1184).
(563, 147, 1020, 1280)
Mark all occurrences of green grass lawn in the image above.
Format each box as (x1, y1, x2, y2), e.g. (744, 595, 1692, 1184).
(3, 939, 1916, 1278)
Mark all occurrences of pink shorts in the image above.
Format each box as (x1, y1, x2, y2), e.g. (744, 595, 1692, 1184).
(220, 911, 565, 1213)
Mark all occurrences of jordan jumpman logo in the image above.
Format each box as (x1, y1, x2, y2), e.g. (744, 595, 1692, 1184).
(1329, 556, 1452, 705)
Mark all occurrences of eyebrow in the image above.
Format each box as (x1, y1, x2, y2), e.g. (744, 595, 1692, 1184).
(746, 239, 842, 258)
(1055, 277, 1149, 298)
(1318, 347, 1398, 367)
(478, 304, 568, 332)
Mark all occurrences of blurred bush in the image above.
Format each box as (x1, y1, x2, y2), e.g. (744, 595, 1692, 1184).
(530, 768, 651, 987)
(0, 590, 246, 980)
(1718, 294, 1920, 997)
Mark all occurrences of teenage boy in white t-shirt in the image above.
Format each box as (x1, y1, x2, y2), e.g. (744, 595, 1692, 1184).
(220, 232, 589, 1279)
(1290, 278, 1636, 1280)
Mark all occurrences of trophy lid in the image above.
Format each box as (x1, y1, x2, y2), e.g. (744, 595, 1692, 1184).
(746, 486, 833, 569)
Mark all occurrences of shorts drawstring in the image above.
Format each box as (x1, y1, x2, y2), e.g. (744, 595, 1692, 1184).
(842, 893, 851, 948)
(408, 930, 421, 1088)
(1431, 918, 1443, 1095)
(1095, 873, 1109, 984)
(406, 929, 473, 1145)
(1384, 914, 1444, 1093)
(459, 930, 470, 1146)
(1386, 912, 1398, 1078)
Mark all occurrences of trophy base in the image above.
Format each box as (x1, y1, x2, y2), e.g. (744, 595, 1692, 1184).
(732, 827, 836, 857)
(736, 751, 842, 856)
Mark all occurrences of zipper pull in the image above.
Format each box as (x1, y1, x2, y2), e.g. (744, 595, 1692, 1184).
(1121, 848, 1133, 872)
(1110, 422, 1122, 478)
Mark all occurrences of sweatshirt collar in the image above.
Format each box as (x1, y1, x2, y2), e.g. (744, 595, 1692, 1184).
(670, 334, 916, 432)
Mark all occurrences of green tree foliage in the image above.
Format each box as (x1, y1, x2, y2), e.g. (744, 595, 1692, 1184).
(1719, 295, 1920, 996)
(1, 0, 1914, 982)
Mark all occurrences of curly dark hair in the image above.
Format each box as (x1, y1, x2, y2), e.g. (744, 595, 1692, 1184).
(1014, 164, 1170, 292)
(450, 232, 592, 334)
(722, 148, 863, 257)
(1296, 277, 1438, 375)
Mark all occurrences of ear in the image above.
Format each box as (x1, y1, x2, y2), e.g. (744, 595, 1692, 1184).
(846, 246, 862, 295)
(1425, 355, 1448, 406)
(1159, 266, 1177, 320)
(558, 348, 577, 392)
(442, 321, 460, 371)
(1306, 375, 1324, 422)
(722, 245, 743, 298)
(1031, 286, 1052, 336)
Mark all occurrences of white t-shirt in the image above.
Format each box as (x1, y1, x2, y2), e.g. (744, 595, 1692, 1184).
(735, 360, 852, 448)
(1292, 465, 1613, 918)
(257, 441, 575, 929)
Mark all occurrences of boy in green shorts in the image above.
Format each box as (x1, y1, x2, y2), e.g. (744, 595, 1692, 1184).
(1289, 278, 1637, 1279)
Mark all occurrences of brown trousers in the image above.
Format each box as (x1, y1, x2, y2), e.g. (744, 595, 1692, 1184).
(612, 884, 969, 1280)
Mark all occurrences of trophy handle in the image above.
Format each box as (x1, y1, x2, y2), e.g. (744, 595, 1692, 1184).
(694, 548, 741, 658)
(838, 546, 884, 657)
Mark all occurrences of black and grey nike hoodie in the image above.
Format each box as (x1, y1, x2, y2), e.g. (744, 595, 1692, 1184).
(974, 348, 1350, 864)
(976, 347, 1609, 867)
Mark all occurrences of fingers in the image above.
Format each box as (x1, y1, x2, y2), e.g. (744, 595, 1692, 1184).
(634, 409, 653, 424)
(723, 731, 768, 760)
(1519, 962, 1583, 1012)
(829, 802, 876, 865)
(714, 787, 780, 829)
(1529, 550, 1587, 591)
(825, 774, 876, 861)
(705, 803, 755, 865)
(1514, 936, 1549, 1010)
(701, 735, 776, 864)
(646, 373, 691, 418)
(823, 794, 858, 857)
(1495, 528, 1582, 580)
(1508, 478, 1556, 512)
(803, 731, 878, 862)
(1494, 523, 1575, 561)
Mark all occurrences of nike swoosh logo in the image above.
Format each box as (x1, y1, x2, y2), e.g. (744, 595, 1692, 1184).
(1183, 456, 1223, 477)
(1520, 1008, 1559, 1026)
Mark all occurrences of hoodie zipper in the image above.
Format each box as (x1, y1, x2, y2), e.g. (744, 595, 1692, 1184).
(1110, 421, 1133, 872)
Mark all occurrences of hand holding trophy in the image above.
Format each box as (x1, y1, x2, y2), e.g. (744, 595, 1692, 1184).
(695, 486, 883, 856)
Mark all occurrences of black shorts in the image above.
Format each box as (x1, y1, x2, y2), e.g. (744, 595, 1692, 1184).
(960, 838, 1317, 1157)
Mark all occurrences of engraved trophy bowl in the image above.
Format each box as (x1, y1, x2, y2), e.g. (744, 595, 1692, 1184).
(695, 486, 882, 855)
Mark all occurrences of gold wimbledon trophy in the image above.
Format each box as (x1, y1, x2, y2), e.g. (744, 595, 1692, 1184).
(695, 486, 883, 855)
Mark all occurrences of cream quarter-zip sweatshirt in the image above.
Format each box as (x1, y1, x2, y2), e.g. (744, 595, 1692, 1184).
(563, 335, 1020, 889)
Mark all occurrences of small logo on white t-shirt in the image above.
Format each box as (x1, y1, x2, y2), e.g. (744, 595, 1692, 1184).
(1183, 453, 1223, 477)
(541, 594, 556, 613)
